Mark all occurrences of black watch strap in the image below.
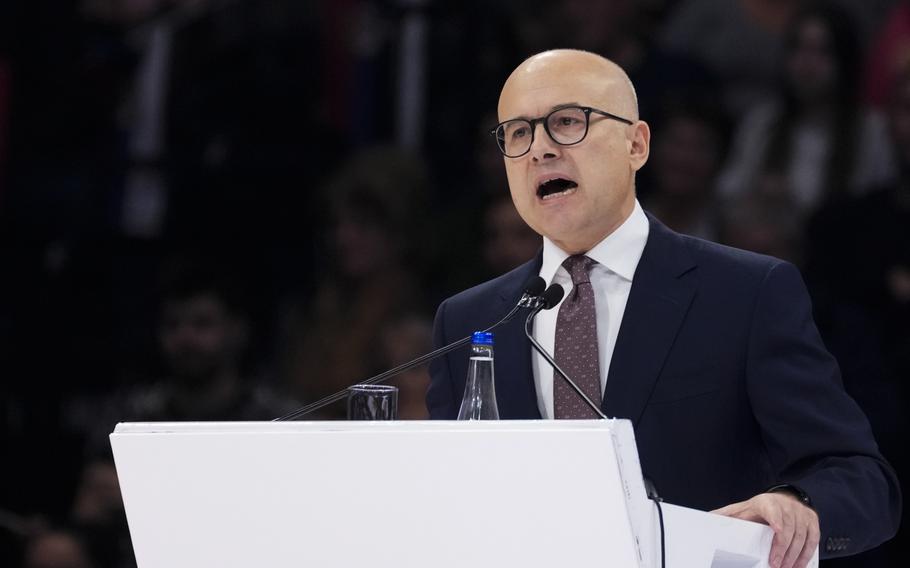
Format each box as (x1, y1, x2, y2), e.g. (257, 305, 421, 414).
(766, 483, 814, 509)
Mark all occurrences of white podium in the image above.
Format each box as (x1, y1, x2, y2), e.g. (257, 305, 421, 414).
(110, 420, 818, 568)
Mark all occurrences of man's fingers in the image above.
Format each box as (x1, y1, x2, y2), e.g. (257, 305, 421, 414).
(712, 501, 757, 521)
(766, 503, 791, 568)
(793, 523, 820, 568)
(711, 504, 736, 516)
(714, 493, 820, 568)
(780, 520, 808, 568)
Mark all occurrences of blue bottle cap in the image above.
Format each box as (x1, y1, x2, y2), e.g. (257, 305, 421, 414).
(472, 331, 494, 345)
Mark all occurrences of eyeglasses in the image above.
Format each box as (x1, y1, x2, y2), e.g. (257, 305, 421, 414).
(490, 105, 634, 158)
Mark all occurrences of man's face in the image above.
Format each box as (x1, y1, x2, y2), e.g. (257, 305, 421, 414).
(497, 55, 647, 253)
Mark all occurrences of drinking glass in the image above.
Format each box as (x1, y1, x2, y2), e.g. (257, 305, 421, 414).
(347, 384, 399, 420)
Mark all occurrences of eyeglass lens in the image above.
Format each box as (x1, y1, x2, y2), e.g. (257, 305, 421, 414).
(496, 107, 589, 157)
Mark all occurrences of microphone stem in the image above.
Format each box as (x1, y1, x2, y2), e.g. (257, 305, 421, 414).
(274, 301, 527, 421)
(524, 307, 608, 420)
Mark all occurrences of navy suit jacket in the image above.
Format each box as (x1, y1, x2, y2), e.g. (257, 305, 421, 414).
(428, 215, 900, 558)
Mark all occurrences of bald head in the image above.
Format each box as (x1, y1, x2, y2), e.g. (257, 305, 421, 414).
(498, 49, 639, 123)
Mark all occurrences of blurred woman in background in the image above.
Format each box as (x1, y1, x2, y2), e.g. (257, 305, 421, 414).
(279, 147, 433, 419)
(718, 2, 895, 216)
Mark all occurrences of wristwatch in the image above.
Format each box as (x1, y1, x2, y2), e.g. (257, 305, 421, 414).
(766, 483, 814, 509)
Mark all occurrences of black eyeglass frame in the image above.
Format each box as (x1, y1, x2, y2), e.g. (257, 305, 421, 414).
(490, 105, 634, 158)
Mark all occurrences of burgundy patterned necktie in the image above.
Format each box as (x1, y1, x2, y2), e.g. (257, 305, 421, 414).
(554, 255, 602, 419)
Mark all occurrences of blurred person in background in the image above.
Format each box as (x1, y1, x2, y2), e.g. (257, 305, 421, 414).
(20, 528, 96, 568)
(662, 0, 895, 114)
(863, 0, 910, 109)
(427, 111, 514, 293)
(660, 0, 806, 113)
(1, 453, 134, 567)
(482, 195, 541, 277)
(68, 255, 294, 439)
(512, 0, 715, 119)
(280, 147, 432, 419)
(639, 97, 729, 241)
(2, 2, 163, 562)
(68, 459, 133, 568)
(70, 461, 122, 537)
(123, 257, 285, 422)
(548, 0, 644, 68)
(808, 64, 910, 371)
(474, 111, 512, 198)
(378, 314, 433, 420)
(717, 2, 895, 216)
(803, 63, 910, 567)
(720, 192, 804, 265)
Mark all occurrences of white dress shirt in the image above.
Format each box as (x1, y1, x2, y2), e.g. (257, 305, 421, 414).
(532, 199, 650, 419)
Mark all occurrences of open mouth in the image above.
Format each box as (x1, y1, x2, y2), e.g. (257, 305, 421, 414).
(537, 177, 578, 200)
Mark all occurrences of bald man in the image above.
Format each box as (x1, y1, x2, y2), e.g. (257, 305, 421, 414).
(427, 50, 900, 568)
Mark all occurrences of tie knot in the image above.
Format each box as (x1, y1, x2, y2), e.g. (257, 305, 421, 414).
(562, 255, 596, 285)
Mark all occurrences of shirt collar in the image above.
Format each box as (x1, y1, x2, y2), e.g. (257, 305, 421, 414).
(539, 199, 650, 284)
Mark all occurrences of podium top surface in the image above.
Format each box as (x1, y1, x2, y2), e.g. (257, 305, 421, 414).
(112, 418, 621, 435)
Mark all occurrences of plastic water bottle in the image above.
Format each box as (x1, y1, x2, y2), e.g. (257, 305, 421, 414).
(457, 331, 500, 420)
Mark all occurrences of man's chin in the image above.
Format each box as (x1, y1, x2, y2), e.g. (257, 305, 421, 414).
(538, 221, 582, 246)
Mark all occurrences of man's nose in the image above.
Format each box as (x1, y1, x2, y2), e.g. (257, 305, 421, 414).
(529, 122, 560, 162)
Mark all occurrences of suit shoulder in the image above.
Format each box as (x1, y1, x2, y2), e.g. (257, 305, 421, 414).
(677, 233, 790, 281)
(645, 214, 791, 283)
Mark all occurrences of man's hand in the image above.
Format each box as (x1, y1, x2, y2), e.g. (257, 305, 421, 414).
(712, 492, 819, 568)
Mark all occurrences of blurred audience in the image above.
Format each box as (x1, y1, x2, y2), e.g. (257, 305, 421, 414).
(661, 0, 804, 114)
(2, 1, 908, 566)
(511, 0, 715, 118)
(474, 111, 511, 199)
(21, 529, 96, 568)
(720, 192, 805, 265)
(808, 65, 910, 327)
(482, 196, 540, 277)
(806, 62, 910, 439)
(640, 98, 729, 241)
(803, 59, 910, 568)
(68, 459, 133, 568)
(864, 0, 910, 108)
(718, 2, 896, 217)
(547, 0, 644, 68)
(280, 147, 433, 418)
(117, 256, 288, 423)
(69, 255, 290, 457)
(380, 314, 434, 420)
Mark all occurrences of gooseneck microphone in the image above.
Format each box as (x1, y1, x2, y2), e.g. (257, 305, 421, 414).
(274, 275, 549, 421)
(524, 283, 609, 420)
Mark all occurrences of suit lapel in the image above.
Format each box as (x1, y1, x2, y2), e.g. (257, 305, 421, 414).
(603, 216, 697, 425)
(492, 255, 543, 419)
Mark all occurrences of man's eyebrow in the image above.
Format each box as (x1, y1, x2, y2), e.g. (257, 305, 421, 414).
(550, 102, 582, 111)
(508, 102, 582, 122)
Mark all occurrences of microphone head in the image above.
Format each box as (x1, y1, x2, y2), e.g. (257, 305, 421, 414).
(523, 275, 546, 297)
(542, 284, 565, 309)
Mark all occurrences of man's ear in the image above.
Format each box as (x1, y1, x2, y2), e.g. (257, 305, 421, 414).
(629, 120, 651, 172)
